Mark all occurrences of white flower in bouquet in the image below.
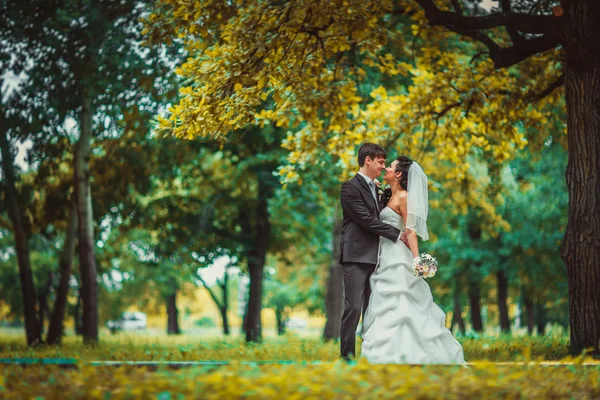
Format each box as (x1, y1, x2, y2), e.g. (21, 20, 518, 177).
(412, 253, 438, 279)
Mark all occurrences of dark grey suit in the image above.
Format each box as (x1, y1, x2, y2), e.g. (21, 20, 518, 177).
(339, 174, 401, 359)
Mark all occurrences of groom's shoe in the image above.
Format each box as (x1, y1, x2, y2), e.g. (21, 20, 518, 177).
(340, 354, 357, 365)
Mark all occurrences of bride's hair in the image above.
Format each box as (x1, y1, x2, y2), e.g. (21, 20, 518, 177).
(382, 156, 413, 206)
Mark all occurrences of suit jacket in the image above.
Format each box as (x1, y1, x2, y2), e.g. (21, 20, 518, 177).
(339, 174, 401, 265)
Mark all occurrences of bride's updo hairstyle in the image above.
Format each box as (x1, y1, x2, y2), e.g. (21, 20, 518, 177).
(382, 156, 413, 206)
(395, 156, 413, 190)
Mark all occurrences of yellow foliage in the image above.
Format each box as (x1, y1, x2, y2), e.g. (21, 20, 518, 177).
(143, 0, 565, 228)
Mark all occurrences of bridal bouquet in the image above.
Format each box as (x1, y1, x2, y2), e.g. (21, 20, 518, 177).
(412, 253, 438, 278)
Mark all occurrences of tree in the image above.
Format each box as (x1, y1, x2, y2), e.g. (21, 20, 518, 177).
(143, 0, 596, 353)
(3, 0, 179, 344)
(0, 102, 42, 345)
(413, 0, 600, 355)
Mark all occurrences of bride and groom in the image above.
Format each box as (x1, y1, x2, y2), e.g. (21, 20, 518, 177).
(339, 142, 465, 364)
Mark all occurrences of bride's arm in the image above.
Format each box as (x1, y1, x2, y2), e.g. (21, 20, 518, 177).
(398, 193, 418, 257)
(405, 228, 419, 258)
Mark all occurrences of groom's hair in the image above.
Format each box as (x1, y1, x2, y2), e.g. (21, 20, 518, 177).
(357, 143, 387, 167)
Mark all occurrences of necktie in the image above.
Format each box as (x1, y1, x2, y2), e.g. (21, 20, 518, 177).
(368, 180, 379, 211)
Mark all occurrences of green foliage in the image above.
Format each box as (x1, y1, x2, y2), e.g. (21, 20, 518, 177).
(194, 317, 217, 328)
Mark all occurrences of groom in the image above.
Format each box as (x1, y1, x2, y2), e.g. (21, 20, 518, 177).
(339, 143, 405, 360)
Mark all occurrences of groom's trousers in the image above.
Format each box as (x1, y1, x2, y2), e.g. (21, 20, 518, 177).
(340, 262, 376, 359)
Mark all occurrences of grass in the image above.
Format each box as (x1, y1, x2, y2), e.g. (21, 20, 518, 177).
(1, 332, 597, 398)
(0, 331, 575, 362)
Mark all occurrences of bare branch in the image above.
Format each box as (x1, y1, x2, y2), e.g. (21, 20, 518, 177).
(195, 273, 224, 309)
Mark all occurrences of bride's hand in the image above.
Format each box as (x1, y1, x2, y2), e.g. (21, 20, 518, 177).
(400, 231, 410, 248)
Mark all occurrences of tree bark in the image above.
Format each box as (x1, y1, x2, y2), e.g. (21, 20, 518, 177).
(166, 292, 181, 335)
(75, 94, 99, 344)
(47, 198, 77, 345)
(323, 210, 343, 341)
(275, 308, 286, 336)
(245, 184, 270, 343)
(221, 270, 230, 335)
(451, 280, 466, 335)
(522, 288, 535, 336)
(0, 121, 41, 346)
(74, 288, 83, 336)
(468, 279, 483, 333)
(37, 271, 53, 337)
(562, 0, 600, 356)
(496, 269, 511, 334)
(196, 270, 230, 335)
(535, 301, 547, 336)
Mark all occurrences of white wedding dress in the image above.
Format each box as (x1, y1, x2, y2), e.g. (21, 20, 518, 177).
(361, 207, 466, 364)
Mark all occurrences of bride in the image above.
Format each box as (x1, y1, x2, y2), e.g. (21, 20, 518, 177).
(360, 156, 466, 364)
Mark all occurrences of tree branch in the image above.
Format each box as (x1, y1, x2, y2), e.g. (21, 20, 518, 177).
(415, 0, 561, 37)
(531, 73, 565, 101)
(443, 24, 559, 69)
(500, 0, 525, 46)
(195, 273, 224, 309)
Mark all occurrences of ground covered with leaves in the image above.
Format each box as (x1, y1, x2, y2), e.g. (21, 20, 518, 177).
(1, 334, 598, 398)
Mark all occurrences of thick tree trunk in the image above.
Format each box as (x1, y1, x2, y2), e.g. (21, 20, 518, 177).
(468, 279, 483, 333)
(522, 288, 535, 336)
(496, 269, 511, 334)
(47, 198, 77, 345)
(562, 0, 600, 355)
(535, 302, 547, 336)
(323, 211, 343, 341)
(246, 251, 265, 343)
(166, 292, 181, 335)
(75, 94, 99, 344)
(245, 187, 270, 343)
(0, 123, 41, 346)
(451, 280, 466, 335)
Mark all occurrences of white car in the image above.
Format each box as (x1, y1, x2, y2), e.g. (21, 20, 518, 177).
(107, 312, 147, 332)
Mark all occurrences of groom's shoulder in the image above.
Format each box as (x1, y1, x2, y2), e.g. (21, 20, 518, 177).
(342, 174, 359, 188)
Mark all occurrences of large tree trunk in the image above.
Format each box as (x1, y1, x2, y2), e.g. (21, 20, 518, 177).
(562, 0, 600, 356)
(46, 198, 77, 345)
(246, 245, 266, 343)
(496, 269, 511, 334)
(166, 292, 181, 335)
(0, 122, 41, 346)
(245, 184, 270, 343)
(451, 279, 466, 335)
(75, 94, 99, 344)
(468, 279, 483, 333)
(323, 211, 343, 341)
